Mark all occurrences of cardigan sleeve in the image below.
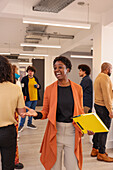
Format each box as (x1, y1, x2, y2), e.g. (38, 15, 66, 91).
(33, 87, 49, 119)
(78, 86, 84, 114)
(33, 112, 43, 119)
(34, 87, 49, 119)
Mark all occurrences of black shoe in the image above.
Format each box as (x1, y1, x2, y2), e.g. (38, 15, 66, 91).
(15, 162, 24, 169)
(27, 124, 37, 129)
(18, 126, 24, 132)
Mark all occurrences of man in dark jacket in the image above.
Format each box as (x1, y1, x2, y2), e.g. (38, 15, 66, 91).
(18, 66, 41, 131)
(78, 64, 93, 113)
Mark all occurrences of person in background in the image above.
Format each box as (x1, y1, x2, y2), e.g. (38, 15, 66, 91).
(25, 56, 93, 170)
(0, 56, 25, 170)
(91, 62, 113, 162)
(78, 64, 93, 113)
(12, 65, 24, 169)
(18, 65, 41, 132)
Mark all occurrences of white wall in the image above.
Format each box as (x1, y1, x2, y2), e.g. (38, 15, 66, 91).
(101, 26, 113, 82)
(62, 53, 92, 84)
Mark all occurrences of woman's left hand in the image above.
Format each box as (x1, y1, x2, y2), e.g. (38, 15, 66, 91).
(87, 130, 95, 135)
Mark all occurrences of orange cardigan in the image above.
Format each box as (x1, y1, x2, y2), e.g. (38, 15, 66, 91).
(40, 80, 84, 170)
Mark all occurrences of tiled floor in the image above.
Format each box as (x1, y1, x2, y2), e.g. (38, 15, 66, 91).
(1, 107, 113, 170)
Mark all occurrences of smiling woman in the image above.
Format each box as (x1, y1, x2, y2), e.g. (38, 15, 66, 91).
(25, 56, 86, 170)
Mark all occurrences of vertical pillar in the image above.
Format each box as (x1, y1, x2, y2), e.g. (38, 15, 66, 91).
(93, 24, 102, 81)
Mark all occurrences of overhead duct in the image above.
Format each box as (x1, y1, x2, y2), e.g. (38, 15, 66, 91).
(5, 55, 18, 60)
(25, 38, 41, 43)
(23, 47, 35, 51)
(26, 31, 74, 39)
(26, 25, 47, 32)
(5, 55, 18, 63)
(33, 0, 76, 13)
(18, 58, 29, 62)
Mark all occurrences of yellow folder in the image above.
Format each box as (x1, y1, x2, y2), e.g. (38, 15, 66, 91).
(73, 113, 109, 134)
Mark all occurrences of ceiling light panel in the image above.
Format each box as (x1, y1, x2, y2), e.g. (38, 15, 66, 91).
(19, 54, 48, 57)
(23, 18, 91, 29)
(71, 55, 93, 58)
(20, 43, 61, 48)
(33, 0, 76, 13)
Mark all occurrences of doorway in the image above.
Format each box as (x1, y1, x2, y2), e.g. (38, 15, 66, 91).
(32, 59, 44, 106)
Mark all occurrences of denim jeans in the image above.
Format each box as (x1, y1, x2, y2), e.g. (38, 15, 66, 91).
(92, 104, 111, 154)
(19, 100, 37, 126)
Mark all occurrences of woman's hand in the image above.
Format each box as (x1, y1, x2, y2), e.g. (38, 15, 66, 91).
(24, 106, 38, 117)
(87, 130, 95, 135)
(16, 108, 26, 118)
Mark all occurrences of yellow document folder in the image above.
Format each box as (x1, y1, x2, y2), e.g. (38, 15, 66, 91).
(73, 113, 109, 134)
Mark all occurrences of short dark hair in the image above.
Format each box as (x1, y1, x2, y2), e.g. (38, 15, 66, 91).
(0, 56, 13, 83)
(53, 56, 72, 72)
(101, 62, 112, 72)
(26, 65, 36, 73)
(78, 64, 91, 75)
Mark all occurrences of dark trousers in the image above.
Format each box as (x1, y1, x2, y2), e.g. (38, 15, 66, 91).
(0, 124, 17, 170)
(92, 104, 111, 154)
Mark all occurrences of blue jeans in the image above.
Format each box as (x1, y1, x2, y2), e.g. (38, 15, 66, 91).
(19, 100, 37, 127)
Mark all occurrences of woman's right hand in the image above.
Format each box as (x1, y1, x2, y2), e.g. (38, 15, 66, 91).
(24, 106, 38, 117)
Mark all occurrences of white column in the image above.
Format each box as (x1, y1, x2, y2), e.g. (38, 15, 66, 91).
(93, 24, 102, 81)
(45, 56, 54, 88)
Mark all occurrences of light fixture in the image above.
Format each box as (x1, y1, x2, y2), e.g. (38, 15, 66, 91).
(70, 55, 93, 59)
(0, 53, 11, 55)
(23, 18, 91, 29)
(20, 43, 61, 49)
(18, 62, 32, 65)
(19, 53, 48, 57)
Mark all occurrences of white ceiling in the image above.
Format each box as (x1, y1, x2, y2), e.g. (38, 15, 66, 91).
(0, 0, 113, 57)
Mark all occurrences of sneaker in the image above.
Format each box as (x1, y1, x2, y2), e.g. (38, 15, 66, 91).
(27, 124, 37, 129)
(18, 126, 24, 132)
(15, 162, 24, 169)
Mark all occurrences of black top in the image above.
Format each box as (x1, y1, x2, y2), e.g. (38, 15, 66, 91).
(34, 85, 74, 122)
(56, 85, 74, 123)
(80, 75, 93, 109)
